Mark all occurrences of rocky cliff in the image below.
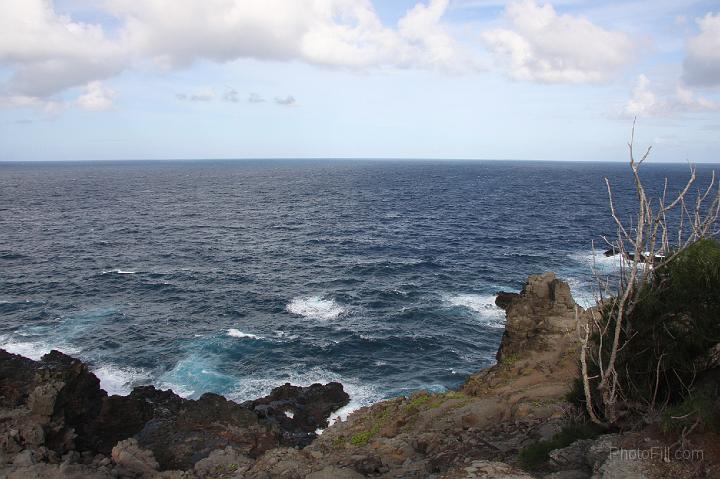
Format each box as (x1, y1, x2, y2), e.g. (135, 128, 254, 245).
(2, 273, 713, 478)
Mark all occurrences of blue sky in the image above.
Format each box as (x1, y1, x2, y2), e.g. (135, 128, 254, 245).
(1, 0, 719, 162)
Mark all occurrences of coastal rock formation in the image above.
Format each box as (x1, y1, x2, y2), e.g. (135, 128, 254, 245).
(2, 272, 710, 478)
(494, 272, 579, 362)
(0, 348, 348, 476)
(244, 382, 350, 447)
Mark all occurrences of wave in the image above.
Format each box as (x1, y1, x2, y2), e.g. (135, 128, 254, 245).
(92, 364, 151, 396)
(227, 329, 262, 340)
(101, 269, 137, 275)
(0, 335, 149, 396)
(286, 296, 346, 320)
(0, 336, 80, 361)
(568, 250, 623, 273)
(157, 355, 237, 399)
(444, 293, 506, 328)
(225, 366, 381, 428)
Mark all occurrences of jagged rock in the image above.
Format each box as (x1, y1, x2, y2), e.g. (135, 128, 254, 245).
(3, 462, 113, 478)
(306, 466, 366, 479)
(0, 350, 107, 454)
(442, 460, 534, 478)
(496, 272, 580, 362)
(543, 471, 591, 479)
(244, 382, 350, 447)
(132, 392, 279, 471)
(193, 447, 253, 478)
(87, 386, 184, 453)
(495, 292, 520, 310)
(111, 438, 159, 476)
(547, 439, 594, 471)
(244, 447, 314, 479)
(592, 454, 648, 479)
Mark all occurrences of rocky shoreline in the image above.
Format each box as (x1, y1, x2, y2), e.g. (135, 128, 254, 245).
(1, 273, 716, 478)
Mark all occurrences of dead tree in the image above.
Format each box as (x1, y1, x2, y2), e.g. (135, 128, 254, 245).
(579, 121, 720, 425)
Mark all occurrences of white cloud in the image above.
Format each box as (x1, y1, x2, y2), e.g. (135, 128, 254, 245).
(622, 74, 719, 118)
(0, 0, 125, 98)
(248, 93, 266, 104)
(176, 90, 215, 102)
(223, 89, 240, 103)
(624, 74, 662, 117)
(683, 12, 720, 87)
(676, 85, 719, 111)
(107, 0, 467, 71)
(274, 95, 296, 106)
(1, 0, 473, 111)
(482, 0, 634, 83)
(76, 81, 117, 111)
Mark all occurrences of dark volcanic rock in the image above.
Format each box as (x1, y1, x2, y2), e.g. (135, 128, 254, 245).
(0, 349, 38, 408)
(0, 349, 107, 453)
(246, 382, 350, 447)
(134, 392, 279, 470)
(604, 247, 620, 257)
(86, 385, 183, 453)
(1, 349, 351, 472)
(495, 292, 520, 310)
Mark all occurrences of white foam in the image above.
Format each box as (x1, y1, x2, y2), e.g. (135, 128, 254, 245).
(227, 329, 261, 340)
(286, 296, 346, 320)
(445, 294, 506, 328)
(274, 330, 299, 340)
(101, 269, 137, 275)
(568, 250, 624, 273)
(226, 367, 381, 426)
(0, 337, 80, 361)
(92, 364, 151, 396)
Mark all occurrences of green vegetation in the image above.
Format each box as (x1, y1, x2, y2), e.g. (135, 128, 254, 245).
(500, 352, 521, 366)
(575, 239, 720, 426)
(661, 387, 719, 434)
(350, 406, 391, 446)
(519, 424, 603, 471)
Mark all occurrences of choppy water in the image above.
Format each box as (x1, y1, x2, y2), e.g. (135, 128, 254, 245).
(0, 160, 714, 414)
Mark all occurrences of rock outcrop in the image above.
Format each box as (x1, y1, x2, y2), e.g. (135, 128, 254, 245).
(2, 272, 710, 478)
(244, 382, 350, 447)
(495, 272, 580, 362)
(0, 349, 348, 477)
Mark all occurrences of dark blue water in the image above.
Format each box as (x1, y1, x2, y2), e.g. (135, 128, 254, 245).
(0, 160, 715, 412)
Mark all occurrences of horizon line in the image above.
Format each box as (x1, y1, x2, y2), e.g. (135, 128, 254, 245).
(2, 157, 719, 165)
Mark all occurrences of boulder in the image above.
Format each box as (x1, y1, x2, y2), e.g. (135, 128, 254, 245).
(0, 350, 107, 454)
(495, 292, 520, 310)
(133, 392, 279, 470)
(193, 447, 253, 478)
(442, 460, 535, 478)
(111, 438, 159, 477)
(495, 273, 580, 362)
(244, 382, 350, 447)
(306, 466, 366, 479)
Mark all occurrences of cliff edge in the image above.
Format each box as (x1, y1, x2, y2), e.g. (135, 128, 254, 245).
(2, 273, 709, 478)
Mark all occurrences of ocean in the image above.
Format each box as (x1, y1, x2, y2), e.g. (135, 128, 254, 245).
(0, 160, 714, 415)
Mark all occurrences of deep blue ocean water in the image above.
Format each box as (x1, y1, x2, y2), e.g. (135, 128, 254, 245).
(0, 160, 716, 414)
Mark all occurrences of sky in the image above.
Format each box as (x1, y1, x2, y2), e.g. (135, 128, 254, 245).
(1, 0, 719, 162)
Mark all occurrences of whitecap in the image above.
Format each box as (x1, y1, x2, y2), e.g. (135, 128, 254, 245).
(225, 367, 381, 426)
(567, 250, 624, 273)
(227, 329, 261, 340)
(445, 294, 506, 328)
(157, 355, 236, 399)
(286, 296, 346, 320)
(101, 269, 137, 275)
(273, 330, 299, 340)
(0, 336, 80, 361)
(92, 364, 151, 396)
